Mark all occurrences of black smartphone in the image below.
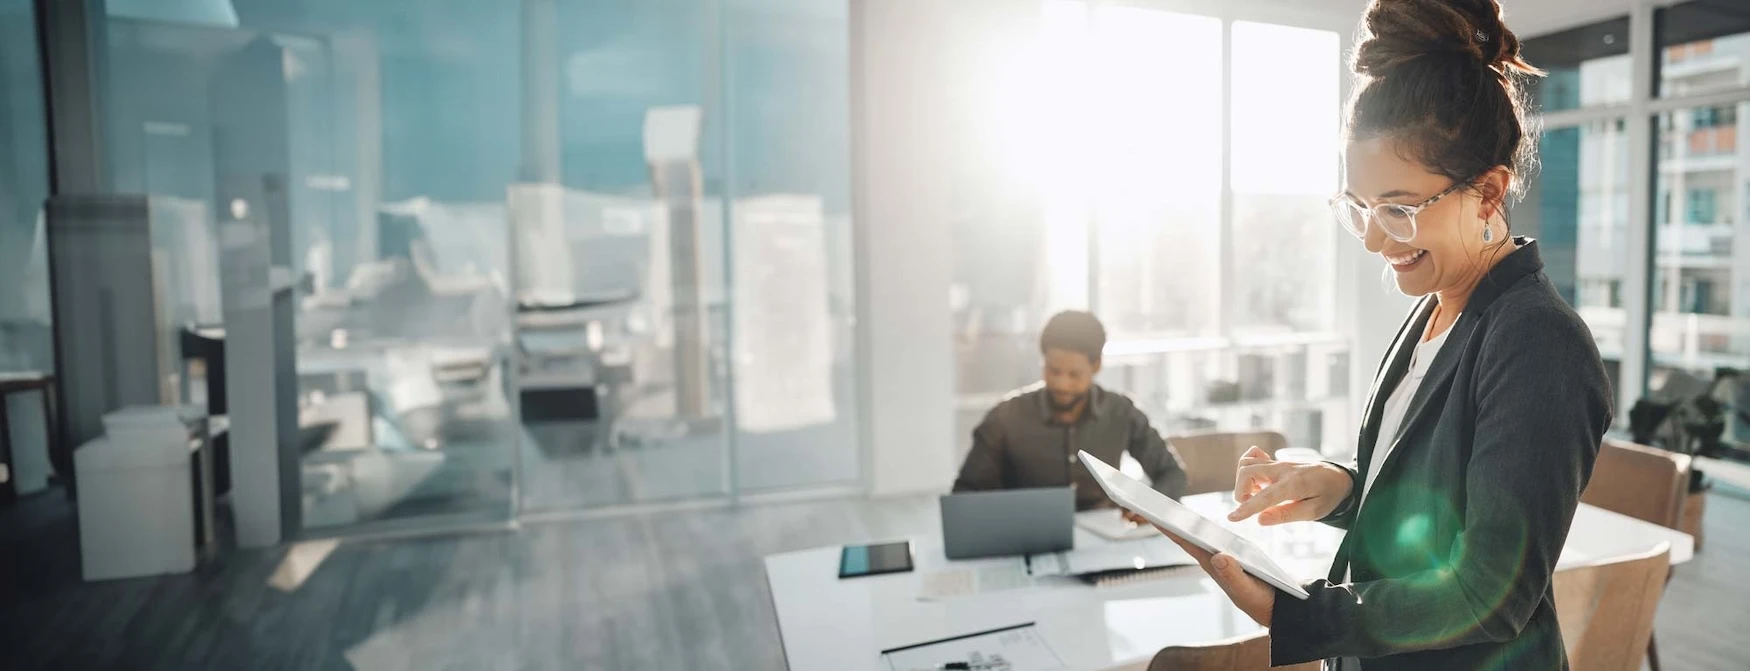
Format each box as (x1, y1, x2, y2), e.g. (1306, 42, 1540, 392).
(838, 541, 915, 579)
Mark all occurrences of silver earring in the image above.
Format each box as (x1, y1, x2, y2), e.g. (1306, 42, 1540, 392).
(1482, 225, 1495, 243)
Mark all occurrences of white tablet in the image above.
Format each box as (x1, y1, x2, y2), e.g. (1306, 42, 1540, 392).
(1079, 450, 1310, 600)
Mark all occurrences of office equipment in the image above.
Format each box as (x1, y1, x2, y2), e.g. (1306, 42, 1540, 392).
(765, 494, 1695, 671)
(47, 196, 187, 461)
(645, 106, 711, 420)
(0, 372, 57, 503)
(841, 541, 916, 579)
(218, 184, 302, 549)
(940, 487, 1073, 559)
(1080, 450, 1309, 599)
(880, 623, 1064, 671)
(76, 406, 212, 581)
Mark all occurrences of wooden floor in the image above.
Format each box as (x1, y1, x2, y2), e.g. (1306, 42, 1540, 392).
(2, 489, 1746, 670)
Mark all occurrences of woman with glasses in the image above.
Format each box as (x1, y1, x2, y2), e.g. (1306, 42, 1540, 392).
(1134, 0, 1613, 668)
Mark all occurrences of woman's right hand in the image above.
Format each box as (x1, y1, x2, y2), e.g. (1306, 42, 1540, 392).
(1226, 446, 1353, 526)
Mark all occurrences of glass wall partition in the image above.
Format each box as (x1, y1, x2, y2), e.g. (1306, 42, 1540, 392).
(103, 2, 523, 532)
(95, 0, 858, 531)
(514, 0, 733, 511)
(0, 0, 54, 499)
(721, 0, 859, 493)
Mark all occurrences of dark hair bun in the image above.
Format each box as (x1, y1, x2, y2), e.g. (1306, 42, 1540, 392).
(1345, 0, 1546, 211)
(1354, 0, 1541, 80)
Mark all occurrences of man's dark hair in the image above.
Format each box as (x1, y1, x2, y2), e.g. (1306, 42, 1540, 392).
(1040, 311, 1106, 366)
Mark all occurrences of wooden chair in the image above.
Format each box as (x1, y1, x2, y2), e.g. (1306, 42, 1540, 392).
(1143, 631, 1320, 670)
(1167, 431, 1289, 496)
(1577, 439, 1690, 671)
(1553, 543, 1672, 671)
(1581, 439, 1691, 529)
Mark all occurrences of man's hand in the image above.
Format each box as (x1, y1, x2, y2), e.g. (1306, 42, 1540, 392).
(1156, 525, 1275, 627)
(1229, 446, 1353, 526)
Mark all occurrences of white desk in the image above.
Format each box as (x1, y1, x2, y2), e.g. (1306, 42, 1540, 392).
(765, 493, 1694, 671)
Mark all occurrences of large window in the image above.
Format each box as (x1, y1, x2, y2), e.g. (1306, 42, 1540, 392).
(1518, 120, 1633, 387)
(1659, 0, 1750, 98)
(950, 2, 1348, 453)
(1649, 0, 1750, 403)
(1231, 21, 1340, 335)
(1651, 103, 1748, 372)
(1522, 1, 1750, 425)
(1088, 8, 1223, 339)
(1521, 16, 1631, 112)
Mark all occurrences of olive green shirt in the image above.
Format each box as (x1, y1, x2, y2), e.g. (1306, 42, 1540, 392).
(953, 383, 1188, 510)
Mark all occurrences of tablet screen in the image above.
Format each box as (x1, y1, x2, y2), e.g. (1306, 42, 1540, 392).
(839, 541, 915, 579)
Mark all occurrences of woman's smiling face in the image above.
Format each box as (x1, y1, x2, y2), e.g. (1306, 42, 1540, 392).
(1341, 137, 1505, 298)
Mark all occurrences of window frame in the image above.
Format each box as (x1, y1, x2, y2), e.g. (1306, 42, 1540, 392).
(1532, 0, 1750, 421)
(1071, 0, 1352, 341)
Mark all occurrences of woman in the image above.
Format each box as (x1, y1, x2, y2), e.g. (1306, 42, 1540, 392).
(1147, 1, 1612, 669)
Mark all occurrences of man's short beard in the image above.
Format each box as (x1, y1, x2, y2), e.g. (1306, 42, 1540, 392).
(1049, 393, 1087, 413)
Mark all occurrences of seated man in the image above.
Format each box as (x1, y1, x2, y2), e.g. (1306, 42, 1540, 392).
(954, 310, 1188, 510)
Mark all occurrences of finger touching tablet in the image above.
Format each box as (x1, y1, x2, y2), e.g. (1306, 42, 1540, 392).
(1079, 450, 1310, 600)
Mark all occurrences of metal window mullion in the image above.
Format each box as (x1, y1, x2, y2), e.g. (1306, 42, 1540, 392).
(1648, 86, 1750, 114)
(1539, 104, 1636, 130)
(1620, 1, 1657, 423)
(712, 0, 742, 505)
(1217, 18, 1234, 338)
(1088, 0, 1106, 316)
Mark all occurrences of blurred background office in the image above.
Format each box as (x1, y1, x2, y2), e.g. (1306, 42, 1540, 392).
(2, 0, 1749, 669)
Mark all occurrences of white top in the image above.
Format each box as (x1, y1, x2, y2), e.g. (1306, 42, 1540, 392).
(1359, 314, 1457, 507)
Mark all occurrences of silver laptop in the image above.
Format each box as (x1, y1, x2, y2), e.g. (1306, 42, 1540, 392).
(939, 487, 1075, 559)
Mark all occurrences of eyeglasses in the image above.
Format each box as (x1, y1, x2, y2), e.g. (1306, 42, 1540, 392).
(1329, 181, 1469, 242)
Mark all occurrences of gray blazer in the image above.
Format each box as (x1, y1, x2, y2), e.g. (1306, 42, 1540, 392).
(1269, 239, 1612, 670)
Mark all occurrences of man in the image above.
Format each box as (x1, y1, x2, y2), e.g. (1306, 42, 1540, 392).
(953, 310, 1188, 510)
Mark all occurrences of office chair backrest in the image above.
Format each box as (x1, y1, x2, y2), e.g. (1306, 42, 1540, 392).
(1144, 631, 1319, 671)
(1581, 439, 1691, 529)
(1553, 543, 1671, 671)
(1168, 431, 1289, 496)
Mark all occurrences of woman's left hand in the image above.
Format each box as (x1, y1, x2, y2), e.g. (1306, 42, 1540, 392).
(1151, 523, 1275, 627)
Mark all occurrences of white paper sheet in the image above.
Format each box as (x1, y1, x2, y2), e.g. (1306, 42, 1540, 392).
(882, 623, 1066, 671)
(917, 564, 1036, 601)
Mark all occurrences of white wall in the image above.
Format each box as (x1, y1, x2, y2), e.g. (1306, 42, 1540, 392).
(854, 0, 960, 496)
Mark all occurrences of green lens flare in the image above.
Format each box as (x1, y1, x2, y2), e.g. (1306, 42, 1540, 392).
(1356, 482, 1534, 651)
